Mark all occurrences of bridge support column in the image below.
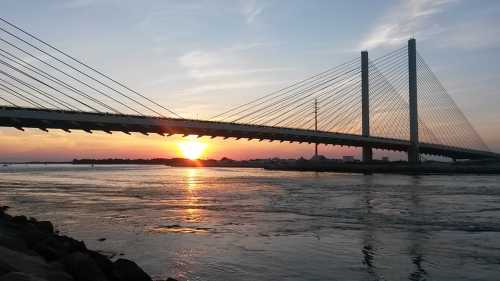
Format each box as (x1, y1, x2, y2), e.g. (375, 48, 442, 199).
(408, 38, 420, 164)
(314, 98, 319, 158)
(361, 51, 372, 162)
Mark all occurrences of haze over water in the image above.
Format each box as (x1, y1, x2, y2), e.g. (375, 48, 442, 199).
(0, 165, 499, 281)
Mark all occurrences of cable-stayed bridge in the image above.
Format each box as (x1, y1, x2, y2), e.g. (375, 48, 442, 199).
(0, 18, 498, 162)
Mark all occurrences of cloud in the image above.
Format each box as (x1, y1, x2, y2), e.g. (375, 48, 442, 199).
(175, 45, 290, 95)
(61, 0, 119, 9)
(224, 42, 277, 52)
(136, 2, 203, 30)
(178, 51, 220, 70)
(240, 0, 267, 24)
(359, 0, 457, 50)
(177, 48, 290, 80)
(186, 80, 280, 95)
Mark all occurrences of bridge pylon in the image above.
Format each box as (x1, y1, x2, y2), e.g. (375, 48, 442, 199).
(361, 51, 372, 162)
(408, 38, 420, 164)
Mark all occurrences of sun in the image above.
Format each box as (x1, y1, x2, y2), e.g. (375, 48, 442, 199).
(178, 140, 207, 160)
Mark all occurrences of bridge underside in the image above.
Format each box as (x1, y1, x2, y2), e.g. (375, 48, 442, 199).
(0, 107, 498, 160)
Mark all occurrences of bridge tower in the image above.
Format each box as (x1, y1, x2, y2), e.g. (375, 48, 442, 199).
(361, 51, 372, 162)
(314, 98, 318, 158)
(408, 38, 420, 164)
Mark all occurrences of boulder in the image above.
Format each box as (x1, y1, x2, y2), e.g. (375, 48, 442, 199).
(62, 252, 109, 281)
(0, 258, 15, 275)
(14, 223, 50, 247)
(57, 236, 87, 252)
(0, 271, 71, 281)
(33, 239, 66, 261)
(35, 221, 54, 234)
(87, 251, 115, 279)
(113, 259, 152, 281)
(11, 215, 28, 224)
(34, 235, 88, 261)
(0, 272, 48, 281)
(0, 245, 72, 281)
(0, 231, 29, 253)
(44, 271, 74, 281)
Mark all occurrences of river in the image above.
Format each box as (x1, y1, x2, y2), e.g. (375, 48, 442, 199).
(0, 164, 499, 280)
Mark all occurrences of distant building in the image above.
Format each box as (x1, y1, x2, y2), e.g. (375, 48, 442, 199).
(342, 156, 355, 162)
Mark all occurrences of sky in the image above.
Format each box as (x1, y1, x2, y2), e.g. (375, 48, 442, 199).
(1, 0, 500, 161)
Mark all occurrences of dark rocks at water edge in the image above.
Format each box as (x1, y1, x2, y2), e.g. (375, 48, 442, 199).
(0, 206, 177, 281)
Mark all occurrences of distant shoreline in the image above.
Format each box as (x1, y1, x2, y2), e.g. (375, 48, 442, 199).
(264, 163, 500, 175)
(1, 157, 499, 175)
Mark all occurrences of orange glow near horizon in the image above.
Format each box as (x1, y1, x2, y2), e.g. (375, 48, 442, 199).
(178, 138, 207, 160)
(0, 128, 420, 162)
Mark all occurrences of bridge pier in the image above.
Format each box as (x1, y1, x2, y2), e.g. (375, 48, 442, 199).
(408, 38, 420, 164)
(361, 50, 372, 162)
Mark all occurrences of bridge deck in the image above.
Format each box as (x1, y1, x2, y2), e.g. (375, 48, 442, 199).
(0, 107, 498, 160)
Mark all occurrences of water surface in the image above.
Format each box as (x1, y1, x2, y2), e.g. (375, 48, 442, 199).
(0, 164, 499, 280)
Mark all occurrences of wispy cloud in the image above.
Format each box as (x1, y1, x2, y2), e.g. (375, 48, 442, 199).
(224, 42, 277, 52)
(186, 80, 280, 95)
(61, 0, 119, 9)
(136, 2, 203, 29)
(239, 0, 267, 24)
(178, 49, 288, 80)
(178, 43, 290, 79)
(359, 0, 457, 50)
(176, 44, 290, 95)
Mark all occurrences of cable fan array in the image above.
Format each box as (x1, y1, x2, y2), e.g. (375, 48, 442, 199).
(0, 17, 181, 118)
(211, 58, 362, 134)
(0, 16, 489, 152)
(213, 45, 489, 152)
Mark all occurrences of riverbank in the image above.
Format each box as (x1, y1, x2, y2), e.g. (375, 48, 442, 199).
(264, 161, 500, 174)
(0, 206, 176, 281)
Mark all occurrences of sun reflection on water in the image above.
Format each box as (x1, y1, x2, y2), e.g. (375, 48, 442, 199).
(184, 168, 201, 221)
(185, 168, 199, 191)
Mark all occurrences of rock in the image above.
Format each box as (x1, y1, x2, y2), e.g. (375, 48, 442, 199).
(33, 235, 83, 261)
(166, 278, 179, 281)
(0, 211, 165, 281)
(36, 221, 54, 234)
(58, 236, 87, 253)
(33, 238, 66, 261)
(11, 215, 28, 224)
(0, 258, 15, 275)
(113, 259, 152, 281)
(62, 252, 109, 281)
(0, 271, 71, 281)
(43, 271, 74, 281)
(0, 245, 72, 281)
(0, 272, 48, 281)
(0, 231, 29, 253)
(16, 223, 50, 248)
(87, 251, 114, 280)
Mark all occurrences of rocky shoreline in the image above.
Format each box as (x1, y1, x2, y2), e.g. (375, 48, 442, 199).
(0, 206, 176, 281)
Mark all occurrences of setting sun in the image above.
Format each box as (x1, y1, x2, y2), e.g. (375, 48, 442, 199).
(178, 140, 207, 160)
